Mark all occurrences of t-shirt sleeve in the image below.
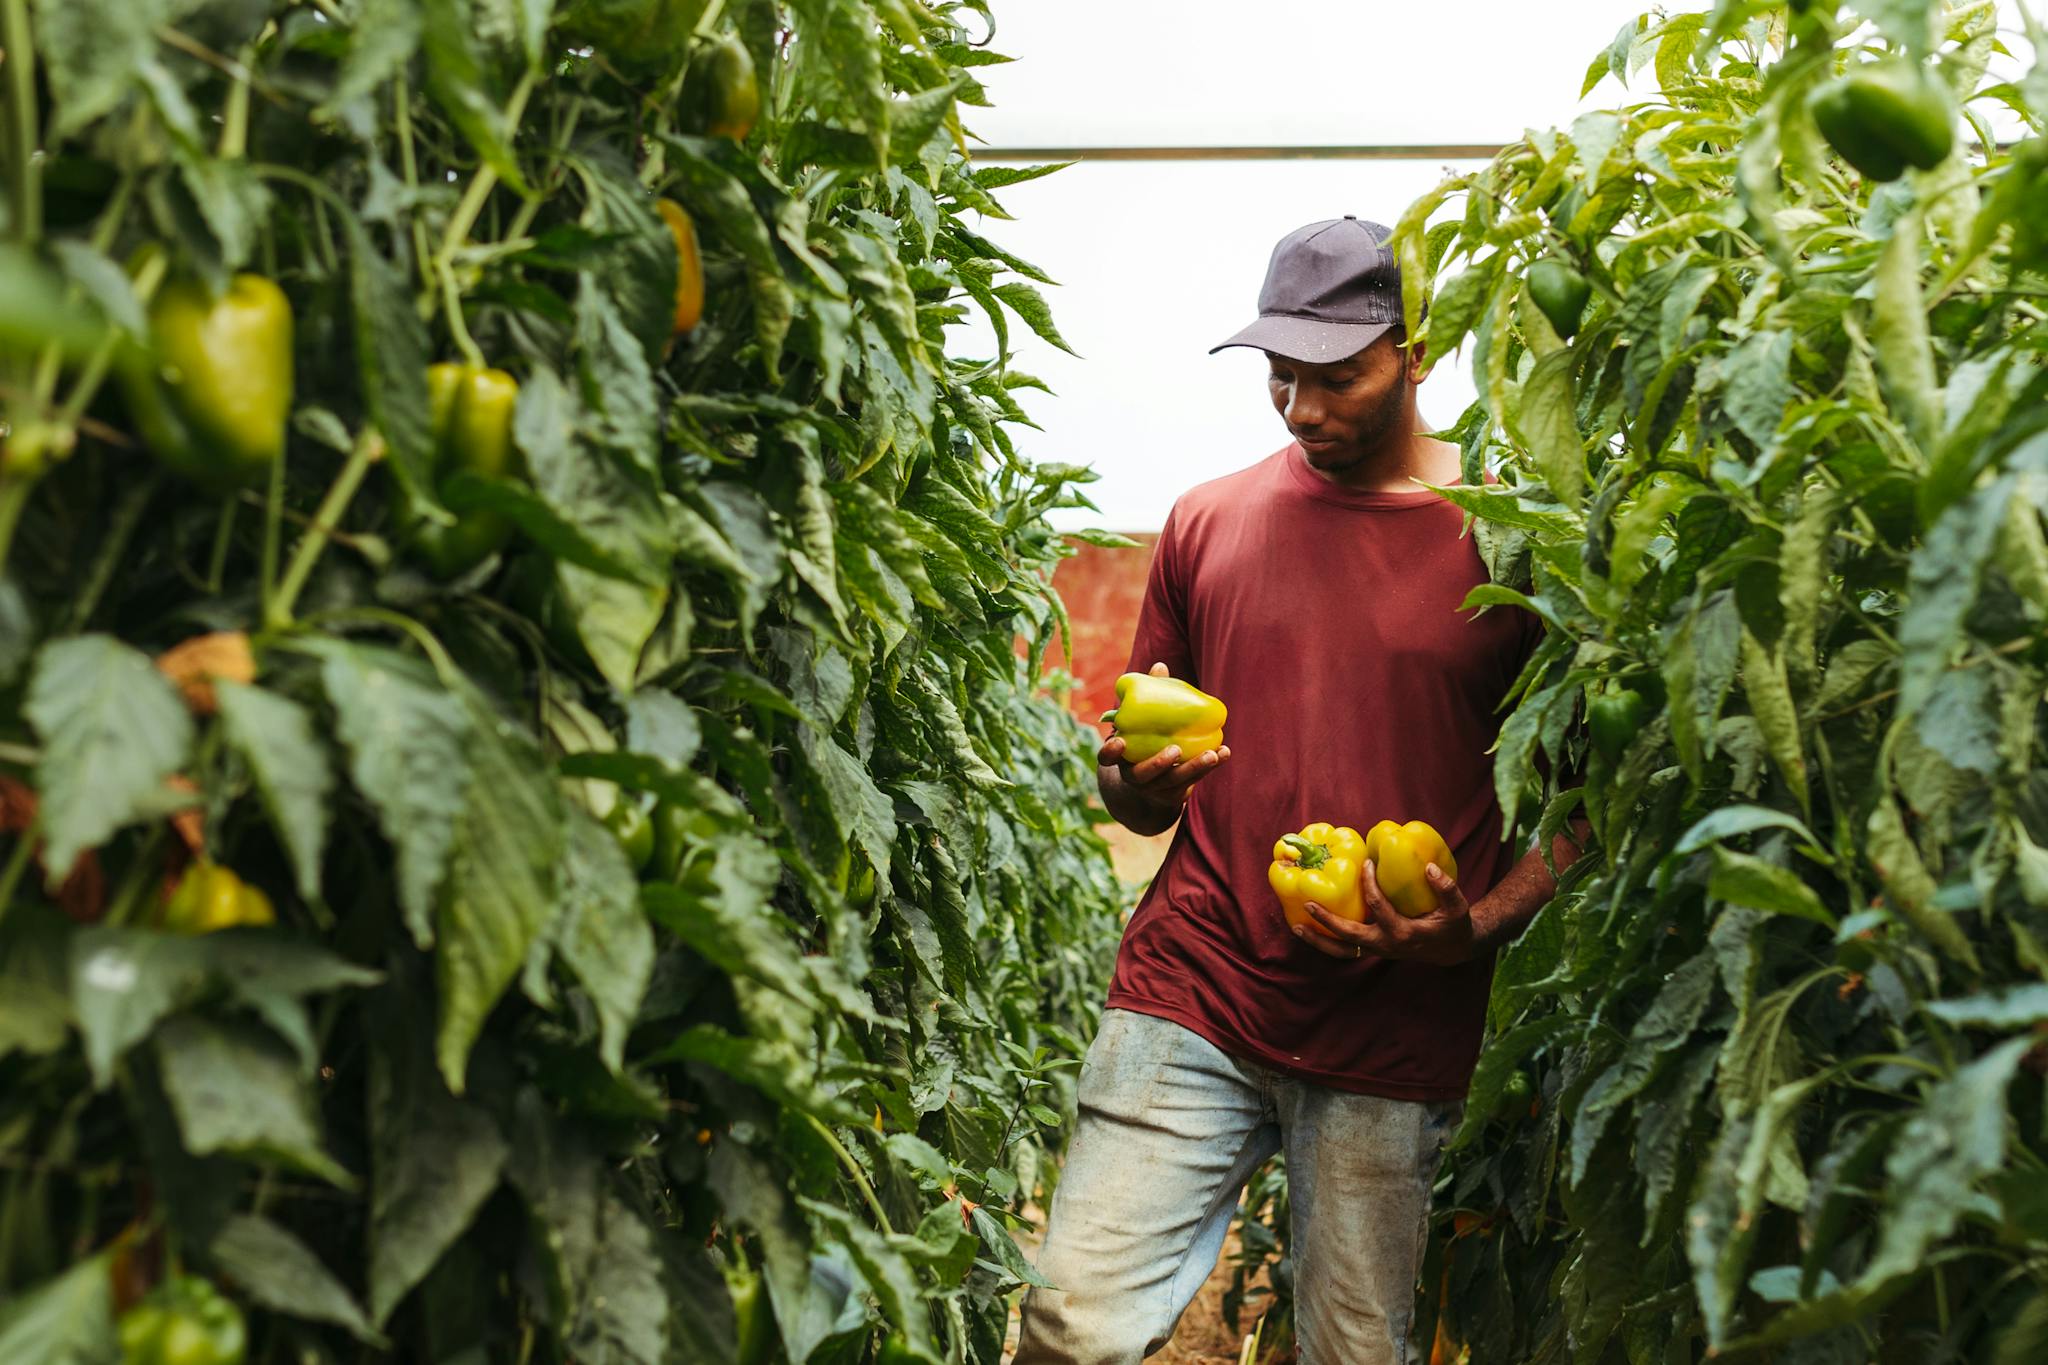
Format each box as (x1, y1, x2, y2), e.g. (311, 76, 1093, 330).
(1125, 505, 1198, 686)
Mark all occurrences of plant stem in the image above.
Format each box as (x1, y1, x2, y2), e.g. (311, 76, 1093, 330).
(219, 44, 254, 159)
(434, 70, 537, 271)
(805, 1113, 892, 1234)
(267, 429, 382, 628)
(0, 473, 34, 574)
(61, 471, 162, 633)
(4, 0, 41, 247)
(259, 423, 286, 627)
(205, 498, 236, 594)
(393, 76, 435, 300)
(0, 811, 42, 932)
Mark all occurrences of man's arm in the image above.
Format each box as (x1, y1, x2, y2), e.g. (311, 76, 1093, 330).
(1465, 817, 1593, 953)
(1297, 813, 1592, 965)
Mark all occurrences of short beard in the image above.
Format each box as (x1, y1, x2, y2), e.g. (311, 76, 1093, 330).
(1316, 376, 1412, 471)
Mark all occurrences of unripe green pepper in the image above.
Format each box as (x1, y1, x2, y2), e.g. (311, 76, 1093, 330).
(118, 1275, 247, 1365)
(604, 793, 656, 872)
(682, 35, 761, 141)
(1587, 687, 1649, 764)
(121, 274, 293, 491)
(559, 0, 696, 77)
(651, 798, 694, 881)
(1492, 1069, 1535, 1123)
(1808, 58, 1954, 182)
(399, 362, 521, 578)
(1526, 257, 1591, 340)
(725, 1261, 773, 1365)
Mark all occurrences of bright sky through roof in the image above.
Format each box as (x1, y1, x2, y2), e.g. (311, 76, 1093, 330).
(953, 1, 2038, 532)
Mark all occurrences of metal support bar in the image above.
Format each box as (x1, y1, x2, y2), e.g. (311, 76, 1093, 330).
(971, 143, 1509, 163)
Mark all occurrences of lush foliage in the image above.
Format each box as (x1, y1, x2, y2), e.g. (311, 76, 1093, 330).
(0, 1, 1126, 1361)
(1381, 0, 2048, 1359)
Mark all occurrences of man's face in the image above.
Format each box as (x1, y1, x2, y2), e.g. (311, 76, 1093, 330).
(1264, 333, 1415, 471)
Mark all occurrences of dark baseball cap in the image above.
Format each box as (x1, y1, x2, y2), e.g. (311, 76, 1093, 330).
(1210, 216, 1402, 363)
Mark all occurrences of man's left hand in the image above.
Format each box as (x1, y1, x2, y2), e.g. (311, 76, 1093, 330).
(1296, 859, 1478, 966)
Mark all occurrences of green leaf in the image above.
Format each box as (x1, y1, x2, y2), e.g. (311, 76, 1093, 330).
(1923, 984, 2048, 1028)
(568, 1194, 671, 1365)
(1740, 631, 1808, 813)
(156, 1014, 354, 1186)
(1867, 790, 1979, 970)
(70, 927, 207, 1088)
(344, 213, 436, 506)
(216, 681, 334, 901)
(31, 0, 169, 135)
(1720, 330, 1793, 449)
(366, 982, 510, 1327)
(559, 562, 670, 693)
(321, 0, 424, 115)
(513, 365, 675, 587)
(1851, 0, 1938, 56)
(311, 641, 471, 948)
(436, 683, 563, 1092)
(991, 281, 1077, 356)
(0, 244, 109, 356)
(548, 809, 655, 1072)
(796, 728, 897, 882)
(1897, 478, 2009, 716)
(788, 0, 892, 162)
(1870, 209, 1939, 446)
(0, 1250, 116, 1364)
(210, 1214, 386, 1344)
(1864, 1038, 2030, 1282)
(420, 0, 530, 193)
(1709, 848, 1835, 926)
(26, 635, 193, 880)
(1515, 347, 1589, 511)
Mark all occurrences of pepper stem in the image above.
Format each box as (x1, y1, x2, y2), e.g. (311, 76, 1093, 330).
(1282, 834, 1329, 870)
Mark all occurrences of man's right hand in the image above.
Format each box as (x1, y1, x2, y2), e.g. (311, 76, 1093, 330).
(1096, 662, 1231, 835)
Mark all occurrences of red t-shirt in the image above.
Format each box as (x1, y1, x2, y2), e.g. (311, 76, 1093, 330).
(1104, 444, 1543, 1101)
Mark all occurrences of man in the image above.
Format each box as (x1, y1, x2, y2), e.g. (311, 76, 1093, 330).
(1012, 217, 1587, 1364)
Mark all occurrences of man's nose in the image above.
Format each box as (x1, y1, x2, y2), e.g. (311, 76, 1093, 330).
(1284, 385, 1322, 427)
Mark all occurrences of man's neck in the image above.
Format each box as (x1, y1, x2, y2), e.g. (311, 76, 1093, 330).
(1304, 429, 1461, 494)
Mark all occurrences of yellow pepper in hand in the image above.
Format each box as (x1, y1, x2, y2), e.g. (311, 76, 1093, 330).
(1366, 819, 1458, 917)
(1100, 672, 1226, 764)
(1269, 823, 1366, 935)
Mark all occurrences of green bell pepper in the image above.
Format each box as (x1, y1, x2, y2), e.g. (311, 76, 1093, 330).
(121, 274, 294, 491)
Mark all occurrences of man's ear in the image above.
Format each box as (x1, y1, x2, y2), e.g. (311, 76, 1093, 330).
(1405, 336, 1430, 383)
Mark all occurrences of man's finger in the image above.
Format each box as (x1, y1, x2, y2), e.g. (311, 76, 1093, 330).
(1426, 863, 1472, 919)
(1361, 859, 1408, 939)
(1303, 901, 1369, 943)
(1149, 661, 1170, 677)
(1096, 735, 1127, 767)
(1301, 902, 1392, 954)
(1154, 747, 1228, 791)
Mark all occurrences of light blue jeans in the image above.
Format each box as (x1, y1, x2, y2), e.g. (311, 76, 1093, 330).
(1013, 1009, 1459, 1365)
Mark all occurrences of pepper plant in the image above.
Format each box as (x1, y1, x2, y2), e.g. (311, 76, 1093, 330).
(0, 1, 1124, 1362)
(1380, 0, 2048, 1358)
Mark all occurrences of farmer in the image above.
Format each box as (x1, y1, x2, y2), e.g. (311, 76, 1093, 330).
(1012, 217, 1588, 1364)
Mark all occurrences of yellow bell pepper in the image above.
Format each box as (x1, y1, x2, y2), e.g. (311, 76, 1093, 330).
(1268, 823, 1366, 934)
(1366, 819, 1458, 917)
(162, 862, 276, 933)
(1100, 672, 1226, 764)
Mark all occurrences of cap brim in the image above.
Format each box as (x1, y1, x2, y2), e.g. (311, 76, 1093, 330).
(1208, 315, 1395, 363)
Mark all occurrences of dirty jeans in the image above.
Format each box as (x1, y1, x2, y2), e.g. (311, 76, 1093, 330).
(1012, 1009, 1458, 1365)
